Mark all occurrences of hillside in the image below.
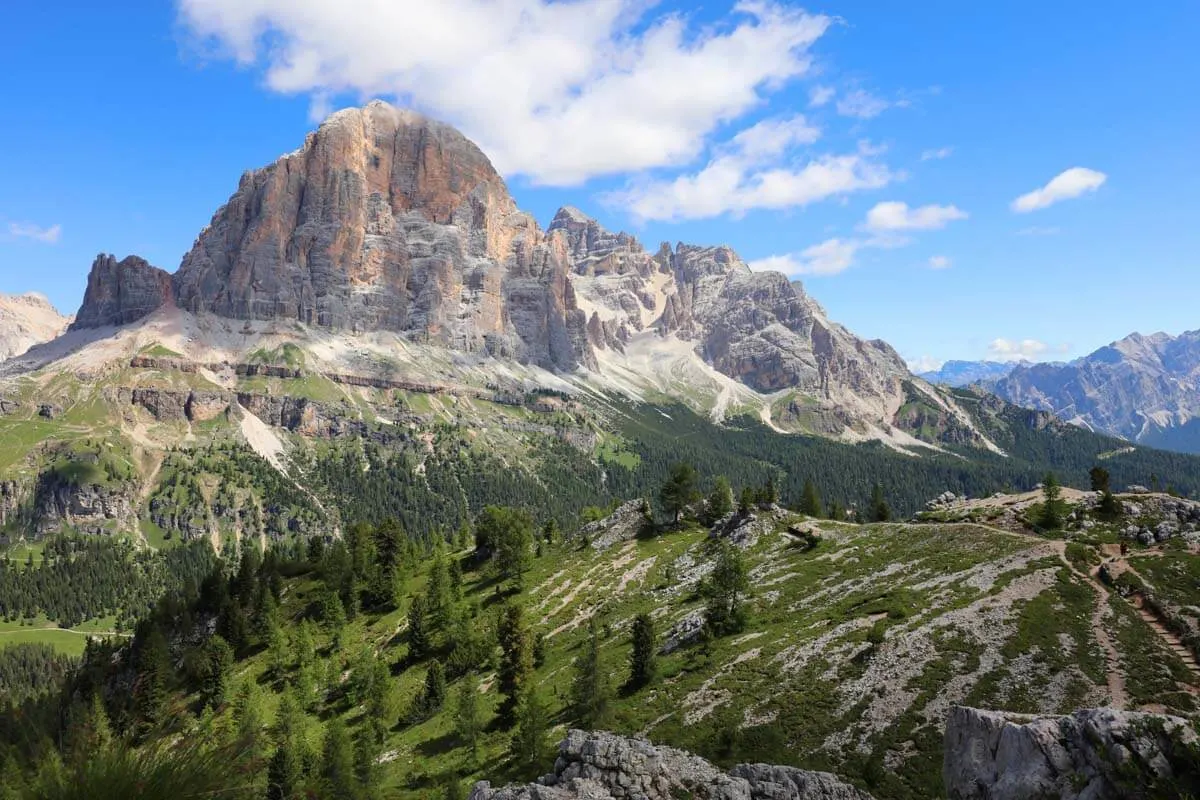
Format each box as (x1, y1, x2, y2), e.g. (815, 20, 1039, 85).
(3, 490, 1199, 799)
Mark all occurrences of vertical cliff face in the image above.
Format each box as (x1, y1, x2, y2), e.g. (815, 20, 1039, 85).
(68, 101, 915, 431)
(168, 100, 589, 370)
(69, 255, 173, 330)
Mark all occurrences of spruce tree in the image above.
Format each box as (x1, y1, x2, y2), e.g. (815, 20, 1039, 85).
(320, 717, 359, 800)
(703, 541, 749, 638)
(706, 476, 734, 524)
(408, 595, 431, 661)
(660, 463, 700, 523)
(420, 660, 447, 717)
(510, 690, 552, 780)
(626, 613, 657, 691)
(454, 674, 482, 759)
(1039, 472, 1065, 529)
(496, 602, 532, 728)
(800, 479, 823, 517)
(570, 622, 611, 728)
(868, 484, 892, 523)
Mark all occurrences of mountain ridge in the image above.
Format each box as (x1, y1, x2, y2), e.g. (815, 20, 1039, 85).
(55, 100, 940, 447)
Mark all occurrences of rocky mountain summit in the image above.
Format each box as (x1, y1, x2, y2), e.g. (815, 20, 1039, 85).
(943, 706, 1200, 800)
(63, 101, 921, 440)
(0, 292, 70, 361)
(470, 729, 874, 800)
(989, 330, 1200, 454)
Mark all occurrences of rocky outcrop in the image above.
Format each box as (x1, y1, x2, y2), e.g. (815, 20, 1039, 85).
(576, 500, 651, 551)
(990, 330, 1200, 454)
(70, 255, 174, 329)
(470, 730, 873, 800)
(943, 706, 1200, 800)
(918, 360, 1022, 387)
(0, 292, 70, 360)
(32, 473, 136, 537)
(170, 101, 590, 371)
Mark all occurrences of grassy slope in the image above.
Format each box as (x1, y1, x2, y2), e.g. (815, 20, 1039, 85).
(182, 515, 1198, 800)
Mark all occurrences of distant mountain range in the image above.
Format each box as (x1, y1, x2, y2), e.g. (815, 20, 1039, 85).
(918, 360, 1026, 387)
(919, 333, 1200, 454)
(988, 331, 1200, 454)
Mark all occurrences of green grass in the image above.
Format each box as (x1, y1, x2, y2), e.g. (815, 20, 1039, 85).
(0, 627, 90, 657)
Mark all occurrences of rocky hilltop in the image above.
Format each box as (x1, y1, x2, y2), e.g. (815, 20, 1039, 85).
(0, 292, 69, 361)
(943, 706, 1200, 800)
(470, 729, 874, 800)
(990, 330, 1200, 454)
(64, 101, 918, 438)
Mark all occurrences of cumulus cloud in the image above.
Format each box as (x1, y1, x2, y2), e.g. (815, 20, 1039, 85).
(6, 222, 61, 244)
(1011, 167, 1107, 213)
(907, 355, 944, 373)
(920, 146, 952, 161)
(808, 85, 835, 107)
(928, 255, 951, 270)
(863, 201, 967, 232)
(835, 89, 891, 119)
(178, 0, 832, 186)
(749, 238, 862, 277)
(986, 338, 1051, 362)
(609, 120, 892, 221)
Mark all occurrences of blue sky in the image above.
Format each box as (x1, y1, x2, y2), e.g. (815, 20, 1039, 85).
(2, 1, 1198, 369)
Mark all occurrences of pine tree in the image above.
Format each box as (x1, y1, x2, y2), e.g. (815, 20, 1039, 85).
(660, 463, 700, 523)
(454, 675, 482, 760)
(703, 541, 749, 638)
(267, 742, 302, 800)
(200, 633, 234, 710)
(1039, 472, 1065, 529)
(570, 622, 611, 728)
(232, 680, 264, 757)
(496, 602, 532, 728)
(133, 628, 170, 739)
(706, 476, 734, 524)
(419, 660, 447, 718)
(868, 484, 892, 523)
(800, 479, 823, 517)
(476, 507, 535, 590)
(427, 551, 453, 634)
(827, 500, 848, 522)
(510, 690, 552, 780)
(320, 717, 360, 800)
(626, 613, 657, 691)
(757, 474, 779, 506)
(738, 485, 757, 515)
(408, 594, 431, 661)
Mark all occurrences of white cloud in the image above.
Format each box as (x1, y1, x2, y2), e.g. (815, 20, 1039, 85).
(1011, 167, 1107, 213)
(179, 0, 832, 186)
(1016, 226, 1061, 236)
(6, 222, 62, 244)
(836, 89, 890, 119)
(750, 237, 861, 277)
(610, 121, 892, 221)
(863, 201, 967, 232)
(987, 338, 1050, 362)
(928, 255, 951, 270)
(808, 85, 835, 107)
(920, 146, 952, 161)
(907, 355, 944, 373)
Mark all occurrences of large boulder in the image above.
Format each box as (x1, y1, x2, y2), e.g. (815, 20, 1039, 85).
(943, 706, 1200, 800)
(470, 730, 873, 800)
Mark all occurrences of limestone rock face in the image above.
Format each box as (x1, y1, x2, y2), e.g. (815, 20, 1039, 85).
(943, 706, 1200, 800)
(0, 292, 70, 360)
(171, 101, 590, 370)
(469, 729, 873, 800)
(560, 211, 910, 409)
(70, 255, 173, 330)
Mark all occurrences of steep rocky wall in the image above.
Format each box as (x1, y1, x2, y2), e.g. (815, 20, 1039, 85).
(943, 706, 1200, 800)
(70, 254, 174, 329)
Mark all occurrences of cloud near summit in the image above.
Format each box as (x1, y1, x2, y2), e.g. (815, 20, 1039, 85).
(179, 0, 834, 188)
